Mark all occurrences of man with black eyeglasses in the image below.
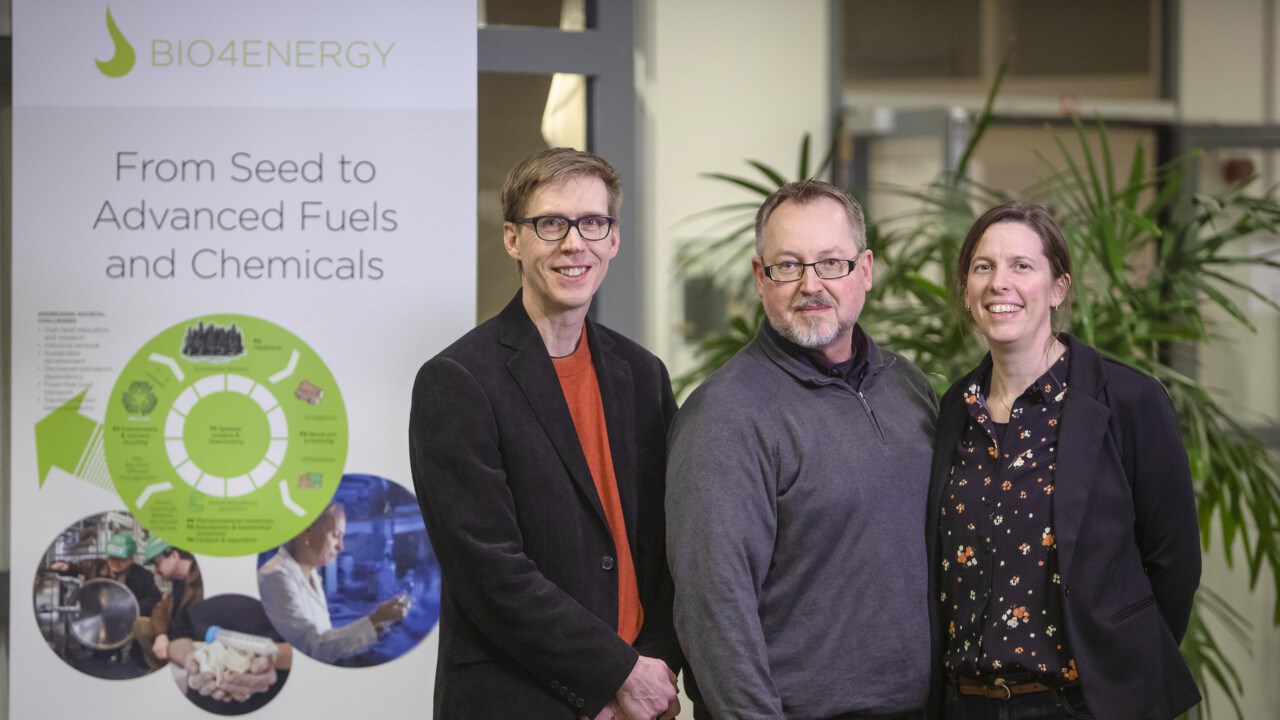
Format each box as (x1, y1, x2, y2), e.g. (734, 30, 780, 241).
(666, 180, 936, 720)
(410, 148, 681, 720)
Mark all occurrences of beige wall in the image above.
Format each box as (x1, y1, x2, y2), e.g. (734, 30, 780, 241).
(640, 0, 831, 370)
(1201, 524, 1280, 719)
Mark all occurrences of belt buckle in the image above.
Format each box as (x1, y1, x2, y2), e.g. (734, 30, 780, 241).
(992, 677, 1013, 700)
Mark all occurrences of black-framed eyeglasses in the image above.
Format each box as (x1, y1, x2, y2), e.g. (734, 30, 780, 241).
(762, 251, 864, 282)
(514, 215, 615, 242)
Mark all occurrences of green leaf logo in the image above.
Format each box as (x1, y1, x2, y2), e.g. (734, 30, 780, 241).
(96, 7, 135, 78)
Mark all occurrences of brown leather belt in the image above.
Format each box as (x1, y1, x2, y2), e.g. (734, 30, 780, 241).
(954, 675, 1053, 700)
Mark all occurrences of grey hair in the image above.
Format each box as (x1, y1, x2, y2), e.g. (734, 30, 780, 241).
(754, 179, 866, 256)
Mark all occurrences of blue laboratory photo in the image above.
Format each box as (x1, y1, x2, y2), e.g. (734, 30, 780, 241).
(257, 474, 440, 667)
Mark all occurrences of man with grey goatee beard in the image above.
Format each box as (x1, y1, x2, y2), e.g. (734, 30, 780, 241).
(666, 180, 937, 720)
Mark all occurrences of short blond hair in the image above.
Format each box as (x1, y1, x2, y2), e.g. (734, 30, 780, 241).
(501, 148, 622, 221)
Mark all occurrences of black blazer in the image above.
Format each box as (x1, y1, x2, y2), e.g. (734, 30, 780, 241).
(926, 335, 1201, 720)
(409, 292, 681, 720)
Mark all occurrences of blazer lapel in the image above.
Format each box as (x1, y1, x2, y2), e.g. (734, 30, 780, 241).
(590, 322, 639, 550)
(1052, 338, 1111, 579)
(499, 295, 608, 528)
(927, 384, 971, 668)
(929, 403, 968, 522)
(929, 361, 987, 546)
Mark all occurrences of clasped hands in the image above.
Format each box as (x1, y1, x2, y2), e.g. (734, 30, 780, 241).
(185, 653, 278, 704)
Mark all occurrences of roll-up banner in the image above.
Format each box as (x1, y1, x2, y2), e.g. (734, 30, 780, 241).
(10, 2, 475, 716)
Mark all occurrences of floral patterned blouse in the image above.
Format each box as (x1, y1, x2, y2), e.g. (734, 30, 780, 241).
(938, 348, 1079, 685)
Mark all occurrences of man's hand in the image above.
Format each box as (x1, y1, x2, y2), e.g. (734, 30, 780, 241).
(153, 633, 171, 660)
(615, 656, 680, 720)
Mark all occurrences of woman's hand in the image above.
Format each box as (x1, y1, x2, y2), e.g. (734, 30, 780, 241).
(368, 594, 410, 626)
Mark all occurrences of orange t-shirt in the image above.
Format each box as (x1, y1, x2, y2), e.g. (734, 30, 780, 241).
(552, 330, 643, 643)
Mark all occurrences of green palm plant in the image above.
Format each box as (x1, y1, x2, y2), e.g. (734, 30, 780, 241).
(675, 99, 1280, 718)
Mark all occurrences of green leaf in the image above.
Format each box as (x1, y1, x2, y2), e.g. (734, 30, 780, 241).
(700, 172, 776, 197)
(798, 133, 812, 179)
(746, 159, 788, 189)
(952, 60, 1008, 185)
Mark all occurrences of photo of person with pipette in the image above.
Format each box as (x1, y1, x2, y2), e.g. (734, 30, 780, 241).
(257, 474, 441, 667)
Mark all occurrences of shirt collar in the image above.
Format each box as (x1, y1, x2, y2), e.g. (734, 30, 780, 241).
(964, 344, 1071, 420)
(761, 320, 872, 387)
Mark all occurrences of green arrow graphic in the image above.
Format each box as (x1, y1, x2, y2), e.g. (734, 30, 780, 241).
(35, 389, 105, 488)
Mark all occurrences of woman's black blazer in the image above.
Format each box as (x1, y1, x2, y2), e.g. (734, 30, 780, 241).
(926, 334, 1202, 720)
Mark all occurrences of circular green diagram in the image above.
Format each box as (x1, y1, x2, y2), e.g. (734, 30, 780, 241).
(104, 314, 347, 556)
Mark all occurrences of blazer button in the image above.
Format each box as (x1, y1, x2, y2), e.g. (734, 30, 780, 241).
(577, 698, 586, 708)
(568, 693, 577, 702)
(601, 556, 615, 571)
(559, 686, 568, 696)
(551, 680, 560, 690)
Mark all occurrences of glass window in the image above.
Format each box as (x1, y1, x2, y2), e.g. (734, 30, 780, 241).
(1002, 0, 1152, 77)
(842, 0, 1163, 100)
(844, 0, 981, 82)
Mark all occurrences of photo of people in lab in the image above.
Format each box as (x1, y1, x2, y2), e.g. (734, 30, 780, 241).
(257, 473, 441, 667)
(33, 510, 202, 680)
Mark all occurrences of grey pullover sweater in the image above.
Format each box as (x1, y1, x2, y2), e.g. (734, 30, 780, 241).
(667, 323, 937, 719)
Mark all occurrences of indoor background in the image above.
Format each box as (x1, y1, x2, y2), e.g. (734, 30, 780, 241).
(4, 1, 1279, 717)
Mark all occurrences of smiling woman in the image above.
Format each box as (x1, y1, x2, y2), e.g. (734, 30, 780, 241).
(956, 204, 1072, 371)
(927, 202, 1202, 720)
